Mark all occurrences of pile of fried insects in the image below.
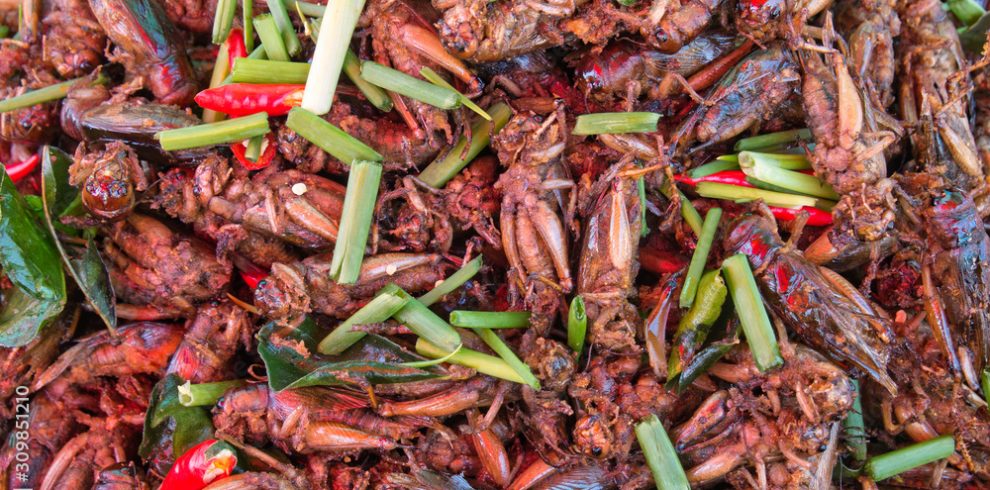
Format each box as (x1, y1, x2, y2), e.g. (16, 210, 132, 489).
(1, 0, 990, 487)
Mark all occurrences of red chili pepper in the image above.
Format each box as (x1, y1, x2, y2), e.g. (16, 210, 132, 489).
(194, 83, 304, 117)
(3, 153, 40, 183)
(226, 28, 247, 72)
(160, 439, 237, 490)
(675, 170, 754, 188)
(770, 206, 833, 226)
(230, 133, 277, 170)
(238, 266, 269, 289)
(639, 246, 689, 274)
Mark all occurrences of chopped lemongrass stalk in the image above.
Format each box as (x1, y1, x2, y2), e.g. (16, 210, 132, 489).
(680, 208, 722, 309)
(865, 435, 955, 481)
(318, 284, 409, 354)
(392, 289, 462, 353)
(572, 112, 660, 135)
(420, 66, 489, 120)
(156, 112, 270, 151)
(222, 46, 268, 84)
(695, 182, 826, 210)
(418, 102, 512, 187)
(285, 107, 382, 164)
(243, 0, 254, 52)
(983, 368, 990, 413)
(635, 415, 691, 490)
(679, 191, 704, 237)
(734, 128, 812, 151)
(344, 50, 392, 112)
(716, 154, 739, 163)
(737, 151, 811, 170)
(244, 135, 264, 161)
(212, 0, 236, 44)
(722, 254, 782, 371)
(266, 0, 301, 56)
(416, 338, 526, 384)
(232, 58, 308, 84)
(949, 0, 986, 26)
(401, 344, 462, 368)
(254, 14, 290, 61)
(297, 4, 315, 42)
(740, 153, 837, 199)
(202, 42, 232, 123)
(418, 256, 482, 306)
(637, 175, 648, 237)
(450, 311, 531, 329)
(178, 380, 246, 407)
(0, 73, 106, 114)
(568, 295, 587, 354)
(361, 61, 460, 109)
(301, 0, 366, 114)
(287, 0, 325, 16)
(476, 328, 540, 389)
(689, 159, 740, 179)
(843, 379, 868, 464)
(330, 159, 383, 283)
(746, 176, 795, 194)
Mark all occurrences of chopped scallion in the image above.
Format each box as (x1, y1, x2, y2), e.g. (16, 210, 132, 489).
(254, 14, 290, 61)
(418, 102, 512, 187)
(688, 159, 740, 179)
(476, 328, 540, 389)
(722, 254, 782, 371)
(266, 0, 301, 56)
(212, 0, 237, 44)
(635, 415, 690, 490)
(301, 0, 367, 114)
(695, 182, 826, 210)
(416, 338, 525, 384)
(572, 112, 660, 135)
(418, 256, 482, 306)
(156, 112, 270, 151)
(420, 66, 489, 120)
(734, 128, 811, 151)
(450, 311, 531, 329)
(0, 73, 107, 114)
(392, 289, 462, 353)
(232, 58, 309, 84)
(740, 152, 836, 199)
(361, 61, 460, 110)
(344, 50, 393, 112)
(285, 107, 382, 164)
(318, 284, 409, 355)
(680, 208, 722, 309)
(329, 159, 383, 283)
(568, 295, 587, 354)
(864, 435, 955, 481)
(243, 0, 254, 52)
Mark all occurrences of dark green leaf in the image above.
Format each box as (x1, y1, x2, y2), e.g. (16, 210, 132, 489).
(258, 318, 436, 391)
(960, 12, 990, 53)
(0, 167, 66, 346)
(140, 374, 215, 464)
(40, 148, 117, 332)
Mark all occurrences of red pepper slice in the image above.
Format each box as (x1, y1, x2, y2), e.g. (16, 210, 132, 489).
(226, 28, 247, 72)
(194, 83, 304, 117)
(3, 153, 40, 183)
(230, 133, 277, 170)
(159, 439, 237, 490)
(770, 206, 832, 226)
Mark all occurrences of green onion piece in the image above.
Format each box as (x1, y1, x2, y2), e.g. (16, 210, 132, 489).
(669, 269, 726, 380)
(637, 175, 648, 237)
(418, 102, 512, 188)
(330, 159, 383, 283)
(737, 151, 811, 170)
(635, 415, 691, 490)
(949, 0, 986, 26)
(318, 284, 409, 354)
(244, 135, 264, 161)
(243, 0, 254, 52)
(401, 343, 462, 368)
(266, 0, 301, 56)
(420, 66, 489, 120)
(695, 182, 826, 210)
(572, 112, 660, 135)
(212, 0, 236, 44)
(745, 176, 796, 194)
(393, 289, 462, 353)
(450, 311, 531, 329)
(202, 41, 232, 123)
(680, 208, 722, 309)
(361, 61, 460, 110)
(864, 435, 955, 481)
(254, 14, 290, 61)
(178, 380, 246, 407)
(679, 191, 704, 237)
(843, 380, 868, 464)
(734, 128, 811, 151)
(476, 327, 540, 389)
(286, 0, 325, 16)
(344, 50, 393, 112)
(416, 338, 525, 384)
(568, 295, 587, 354)
(223, 46, 268, 84)
(722, 254, 782, 371)
(739, 152, 837, 200)
(232, 58, 308, 84)
(301, 0, 366, 115)
(285, 107, 382, 164)
(0, 73, 106, 114)
(418, 256, 482, 306)
(689, 159, 740, 179)
(156, 112, 270, 151)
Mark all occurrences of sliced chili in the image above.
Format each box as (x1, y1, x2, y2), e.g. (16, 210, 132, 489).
(159, 439, 237, 490)
(3, 153, 40, 183)
(194, 83, 304, 117)
(226, 28, 247, 72)
(230, 133, 277, 170)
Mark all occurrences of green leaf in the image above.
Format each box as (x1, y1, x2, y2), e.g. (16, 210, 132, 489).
(258, 317, 437, 391)
(39, 147, 117, 332)
(139, 374, 215, 465)
(0, 164, 66, 346)
(961, 12, 990, 53)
